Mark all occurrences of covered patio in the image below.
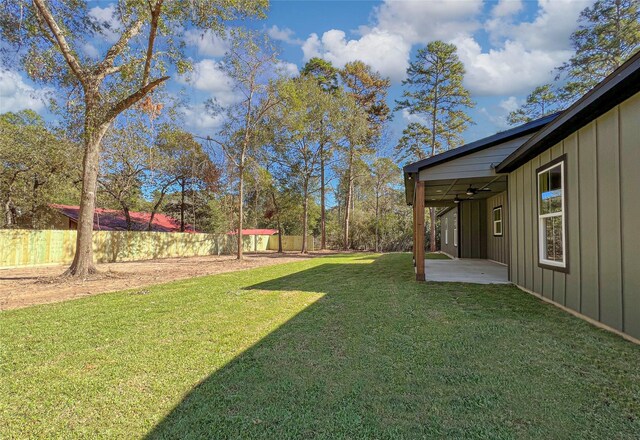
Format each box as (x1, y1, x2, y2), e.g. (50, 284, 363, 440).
(425, 258, 509, 284)
(408, 173, 509, 282)
(403, 114, 560, 282)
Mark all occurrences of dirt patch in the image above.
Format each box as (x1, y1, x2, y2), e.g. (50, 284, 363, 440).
(0, 251, 338, 311)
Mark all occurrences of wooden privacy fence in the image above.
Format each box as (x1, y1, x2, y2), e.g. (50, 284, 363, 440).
(0, 230, 314, 269)
(267, 235, 314, 252)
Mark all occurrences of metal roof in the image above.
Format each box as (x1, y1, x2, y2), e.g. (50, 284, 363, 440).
(497, 49, 640, 173)
(402, 112, 560, 174)
(50, 204, 197, 232)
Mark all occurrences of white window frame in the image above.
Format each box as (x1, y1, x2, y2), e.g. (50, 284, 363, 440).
(492, 206, 503, 237)
(453, 212, 458, 247)
(537, 158, 567, 269)
(445, 217, 449, 245)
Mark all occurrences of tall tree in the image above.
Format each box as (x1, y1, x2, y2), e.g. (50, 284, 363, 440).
(395, 40, 474, 252)
(0, 111, 79, 228)
(370, 158, 399, 253)
(207, 31, 280, 259)
(301, 57, 339, 250)
(301, 57, 339, 92)
(153, 127, 218, 232)
(339, 61, 391, 250)
(0, 0, 267, 276)
(269, 76, 338, 253)
(340, 61, 391, 141)
(507, 84, 560, 125)
(98, 116, 150, 229)
(337, 96, 372, 250)
(557, 0, 640, 102)
(394, 122, 432, 164)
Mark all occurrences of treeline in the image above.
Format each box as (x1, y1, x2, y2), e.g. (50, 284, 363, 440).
(1, 0, 637, 276)
(0, 31, 413, 255)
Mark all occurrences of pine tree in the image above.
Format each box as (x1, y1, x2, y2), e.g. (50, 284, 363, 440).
(395, 40, 474, 252)
(507, 84, 560, 126)
(557, 0, 640, 103)
(301, 58, 340, 249)
(339, 61, 391, 250)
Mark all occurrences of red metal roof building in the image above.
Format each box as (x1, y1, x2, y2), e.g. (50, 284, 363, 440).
(49, 204, 197, 232)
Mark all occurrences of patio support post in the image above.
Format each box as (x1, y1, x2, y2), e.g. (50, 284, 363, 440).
(415, 180, 425, 281)
(412, 198, 417, 267)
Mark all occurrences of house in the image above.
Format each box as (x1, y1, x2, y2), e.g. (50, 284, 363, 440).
(404, 50, 640, 342)
(48, 204, 197, 232)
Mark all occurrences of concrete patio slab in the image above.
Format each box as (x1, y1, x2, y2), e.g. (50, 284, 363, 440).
(424, 259, 509, 284)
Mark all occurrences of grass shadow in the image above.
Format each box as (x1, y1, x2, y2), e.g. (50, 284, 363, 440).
(145, 253, 640, 439)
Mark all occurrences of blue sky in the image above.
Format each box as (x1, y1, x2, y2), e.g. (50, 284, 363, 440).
(1, 0, 594, 158)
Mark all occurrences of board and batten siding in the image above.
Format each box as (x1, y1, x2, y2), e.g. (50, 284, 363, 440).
(439, 208, 458, 258)
(486, 192, 508, 265)
(508, 92, 640, 339)
(459, 200, 487, 259)
(418, 135, 532, 181)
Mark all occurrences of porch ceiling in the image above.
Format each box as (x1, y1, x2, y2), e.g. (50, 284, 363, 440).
(420, 175, 507, 207)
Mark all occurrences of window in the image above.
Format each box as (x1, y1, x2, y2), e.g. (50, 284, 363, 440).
(453, 212, 458, 247)
(537, 157, 567, 269)
(492, 206, 503, 236)
(445, 217, 449, 245)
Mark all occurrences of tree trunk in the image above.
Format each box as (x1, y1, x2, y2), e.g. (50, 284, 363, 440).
(343, 178, 352, 251)
(180, 178, 185, 232)
(270, 191, 283, 253)
(148, 195, 163, 231)
(4, 198, 14, 227)
(375, 189, 380, 253)
(65, 119, 110, 277)
(122, 204, 132, 230)
(429, 207, 437, 252)
(301, 181, 309, 254)
(320, 142, 326, 250)
(237, 165, 244, 260)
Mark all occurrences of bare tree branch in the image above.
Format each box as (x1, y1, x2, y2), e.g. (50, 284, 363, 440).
(142, 0, 163, 86)
(96, 16, 145, 78)
(104, 76, 169, 123)
(32, 0, 85, 85)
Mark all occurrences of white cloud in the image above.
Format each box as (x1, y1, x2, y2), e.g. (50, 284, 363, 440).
(479, 96, 524, 131)
(499, 96, 521, 113)
(297, 0, 589, 99)
(184, 29, 229, 57)
(0, 70, 49, 113)
(267, 25, 302, 45)
(88, 4, 121, 44)
(81, 42, 100, 59)
(300, 0, 482, 82)
(276, 61, 300, 78)
(302, 29, 410, 81)
(487, 0, 591, 51)
(179, 59, 238, 107)
(453, 36, 568, 96)
(180, 103, 226, 132)
(491, 0, 523, 18)
(401, 109, 428, 126)
(371, 0, 482, 45)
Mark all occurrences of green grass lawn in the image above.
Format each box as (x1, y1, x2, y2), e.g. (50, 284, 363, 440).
(1, 253, 639, 439)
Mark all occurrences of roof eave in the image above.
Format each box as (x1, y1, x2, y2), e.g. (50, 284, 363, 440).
(402, 112, 559, 175)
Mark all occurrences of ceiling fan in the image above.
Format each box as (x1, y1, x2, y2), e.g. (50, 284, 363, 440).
(465, 185, 492, 196)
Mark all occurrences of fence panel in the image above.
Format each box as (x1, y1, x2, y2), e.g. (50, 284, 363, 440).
(0, 230, 314, 268)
